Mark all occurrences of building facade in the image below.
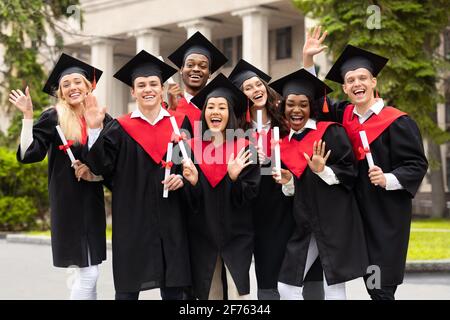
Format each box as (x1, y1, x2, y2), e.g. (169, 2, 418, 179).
(61, 0, 329, 118)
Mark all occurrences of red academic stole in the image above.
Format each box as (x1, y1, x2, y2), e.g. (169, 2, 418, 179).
(79, 116, 87, 145)
(342, 105, 407, 161)
(117, 112, 185, 164)
(187, 138, 250, 188)
(253, 127, 272, 158)
(280, 122, 335, 178)
(176, 97, 202, 132)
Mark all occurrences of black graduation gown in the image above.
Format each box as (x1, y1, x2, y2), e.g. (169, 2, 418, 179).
(323, 101, 428, 285)
(17, 108, 109, 268)
(85, 114, 192, 293)
(279, 124, 369, 286)
(254, 160, 323, 288)
(184, 139, 261, 300)
(252, 173, 295, 289)
(250, 128, 295, 290)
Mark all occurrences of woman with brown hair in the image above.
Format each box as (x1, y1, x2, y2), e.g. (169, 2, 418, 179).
(228, 60, 323, 300)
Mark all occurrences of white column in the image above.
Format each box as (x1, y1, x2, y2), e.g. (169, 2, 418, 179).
(129, 29, 163, 55)
(87, 38, 118, 116)
(112, 56, 133, 116)
(232, 7, 270, 73)
(178, 18, 218, 40)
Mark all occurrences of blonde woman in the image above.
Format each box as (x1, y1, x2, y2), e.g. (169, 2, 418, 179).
(9, 53, 110, 300)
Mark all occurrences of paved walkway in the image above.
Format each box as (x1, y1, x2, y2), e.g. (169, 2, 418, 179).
(0, 240, 449, 300)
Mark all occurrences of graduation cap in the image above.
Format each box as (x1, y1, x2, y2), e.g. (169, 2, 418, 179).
(167, 31, 228, 74)
(190, 73, 251, 118)
(43, 53, 103, 97)
(114, 50, 177, 87)
(269, 68, 333, 113)
(228, 59, 271, 89)
(325, 44, 388, 84)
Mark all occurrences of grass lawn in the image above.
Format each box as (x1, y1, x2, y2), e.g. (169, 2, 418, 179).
(408, 219, 450, 261)
(26, 219, 450, 261)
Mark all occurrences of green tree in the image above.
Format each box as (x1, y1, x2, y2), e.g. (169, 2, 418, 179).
(0, 0, 80, 148)
(294, 0, 450, 217)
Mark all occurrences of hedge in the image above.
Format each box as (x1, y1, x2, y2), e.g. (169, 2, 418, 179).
(0, 147, 49, 231)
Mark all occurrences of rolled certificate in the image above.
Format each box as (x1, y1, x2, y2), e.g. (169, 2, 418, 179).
(257, 110, 264, 151)
(359, 130, 375, 168)
(55, 125, 76, 165)
(273, 126, 281, 178)
(169, 116, 189, 161)
(163, 142, 173, 198)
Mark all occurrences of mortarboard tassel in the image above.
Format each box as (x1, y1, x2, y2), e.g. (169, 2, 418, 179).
(246, 98, 251, 123)
(92, 68, 97, 90)
(375, 89, 379, 99)
(322, 88, 329, 113)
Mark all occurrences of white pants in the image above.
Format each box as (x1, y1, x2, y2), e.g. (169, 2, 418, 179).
(278, 236, 346, 300)
(70, 265, 99, 300)
(69, 247, 99, 300)
(208, 255, 250, 300)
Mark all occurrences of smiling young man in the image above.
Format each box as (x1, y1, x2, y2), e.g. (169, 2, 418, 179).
(167, 31, 228, 133)
(84, 50, 192, 300)
(305, 43, 428, 300)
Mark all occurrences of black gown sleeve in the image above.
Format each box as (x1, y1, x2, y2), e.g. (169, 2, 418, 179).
(85, 120, 122, 177)
(181, 143, 203, 214)
(387, 116, 428, 197)
(81, 113, 115, 189)
(82, 113, 114, 158)
(17, 108, 57, 164)
(322, 124, 358, 190)
(183, 171, 203, 214)
(229, 145, 261, 208)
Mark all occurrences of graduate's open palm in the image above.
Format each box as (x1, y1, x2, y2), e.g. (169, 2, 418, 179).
(304, 140, 331, 173)
(9, 86, 33, 117)
(227, 147, 253, 181)
(84, 94, 106, 129)
(303, 26, 328, 57)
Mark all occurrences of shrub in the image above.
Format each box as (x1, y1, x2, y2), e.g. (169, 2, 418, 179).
(0, 147, 49, 231)
(0, 196, 38, 231)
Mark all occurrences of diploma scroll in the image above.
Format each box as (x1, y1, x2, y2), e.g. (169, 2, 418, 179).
(273, 126, 281, 179)
(56, 125, 76, 165)
(257, 109, 263, 150)
(169, 116, 189, 161)
(359, 130, 375, 168)
(162, 142, 173, 198)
